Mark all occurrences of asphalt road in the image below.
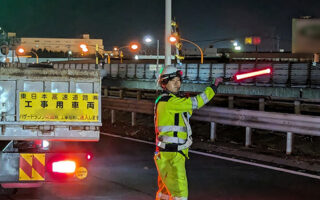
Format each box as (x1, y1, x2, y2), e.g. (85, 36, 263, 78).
(2, 134, 320, 200)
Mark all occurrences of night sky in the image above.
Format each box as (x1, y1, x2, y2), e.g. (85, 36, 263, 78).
(1, 0, 320, 51)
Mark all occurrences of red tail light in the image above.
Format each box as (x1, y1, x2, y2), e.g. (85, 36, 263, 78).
(86, 153, 93, 161)
(52, 161, 76, 173)
(235, 67, 272, 81)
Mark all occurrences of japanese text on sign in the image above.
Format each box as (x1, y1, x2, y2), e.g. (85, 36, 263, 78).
(19, 92, 99, 122)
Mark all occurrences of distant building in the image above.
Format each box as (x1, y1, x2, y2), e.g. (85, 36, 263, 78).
(182, 47, 218, 57)
(20, 34, 104, 55)
(292, 17, 320, 53)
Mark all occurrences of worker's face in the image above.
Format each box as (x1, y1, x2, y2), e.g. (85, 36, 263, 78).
(166, 76, 181, 94)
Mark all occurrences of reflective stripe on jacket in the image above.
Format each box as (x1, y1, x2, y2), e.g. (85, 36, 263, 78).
(154, 86, 217, 152)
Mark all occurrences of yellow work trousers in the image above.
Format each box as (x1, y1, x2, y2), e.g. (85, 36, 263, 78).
(154, 151, 188, 200)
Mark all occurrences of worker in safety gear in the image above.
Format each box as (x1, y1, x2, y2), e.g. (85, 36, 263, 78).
(154, 65, 223, 200)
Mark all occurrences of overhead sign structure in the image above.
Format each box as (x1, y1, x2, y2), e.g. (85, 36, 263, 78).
(292, 18, 320, 53)
(19, 92, 99, 122)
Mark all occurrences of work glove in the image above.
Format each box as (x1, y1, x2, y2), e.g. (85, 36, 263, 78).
(211, 77, 224, 87)
(210, 77, 224, 94)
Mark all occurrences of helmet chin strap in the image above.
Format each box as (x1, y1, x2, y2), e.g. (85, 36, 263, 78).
(164, 88, 180, 95)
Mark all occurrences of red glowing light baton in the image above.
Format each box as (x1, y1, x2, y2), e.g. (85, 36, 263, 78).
(235, 68, 272, 81)
(223, 67, 272, 82)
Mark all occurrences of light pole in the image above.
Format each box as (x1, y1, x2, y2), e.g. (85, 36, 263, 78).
(165, 0, 172, 66)
(80, 44, 110, 65)
(114, 42, 140, 63)
(180, 38, 204, 64)
(16, 47, 39, 64)
(31, 50, 39, 64)
(169, 35, 204, 64)
(144, 36, 160, 68)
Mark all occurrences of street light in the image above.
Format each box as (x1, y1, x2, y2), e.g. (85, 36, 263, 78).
(169, 35, 177, 43)
(79, 43, 110, 65)
(233, 41, 238, 47)
(231, 40, 242, 51)
(68, 50, 72, 60)
(130, 43, 139, 51)
(143, 35, 160, 68)
(144, 36, 153, 44)
(234, 46, 241, 51)
(16, 47, 39, 64)
(169, 34, 204, 64)
(80, 43, 89, 53)
(114, 42, 141, 63)
(17, 47, 25, 54)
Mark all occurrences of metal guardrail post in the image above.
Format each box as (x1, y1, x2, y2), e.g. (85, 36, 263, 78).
(120, 89, 124, 99)
(228, 96, 234, 109)
(245, 127, 252, 147)
(294, 101, 301, 114)
(111, 110, 115, 124)
(286, 132, 294, 155)
(104, 88, 109, 97)
(259, 98, 265, 111)
(137, 90, 141, 100)
(131, 112, 136, 126)
(210, 122, 217, 142)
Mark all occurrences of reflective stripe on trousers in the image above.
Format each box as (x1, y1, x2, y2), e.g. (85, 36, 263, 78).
(157, 192, 170, 200)
(158, 126, 187, 133)
(159, 135, 186, 144)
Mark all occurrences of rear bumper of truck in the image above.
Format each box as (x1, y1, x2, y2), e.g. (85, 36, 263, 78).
(0, 152, 91, 186)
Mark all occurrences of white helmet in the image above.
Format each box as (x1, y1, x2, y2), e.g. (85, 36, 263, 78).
(158, 65, 183, 88)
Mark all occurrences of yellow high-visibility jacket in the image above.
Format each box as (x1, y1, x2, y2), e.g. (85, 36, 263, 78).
(154, 86, 217, 155)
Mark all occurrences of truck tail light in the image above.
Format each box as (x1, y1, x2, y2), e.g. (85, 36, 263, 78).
(86, 153, 93, 161)
(52, 161, 76, 173)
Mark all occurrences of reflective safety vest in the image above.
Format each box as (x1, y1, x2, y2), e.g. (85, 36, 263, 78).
(154, 86, 217, 153)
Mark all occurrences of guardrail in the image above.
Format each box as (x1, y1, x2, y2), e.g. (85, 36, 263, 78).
(101, 86, 320, 115)
(102, 97, 320, 155)
(51, 62, 320, 88)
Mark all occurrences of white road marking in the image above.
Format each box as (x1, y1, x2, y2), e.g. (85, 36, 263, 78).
(101, 132, 320, 180)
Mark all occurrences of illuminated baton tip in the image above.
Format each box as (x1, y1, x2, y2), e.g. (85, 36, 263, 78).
(234, 68, 272, 81)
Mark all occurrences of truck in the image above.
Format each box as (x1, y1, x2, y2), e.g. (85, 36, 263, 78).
(0, 64, 101, 194)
